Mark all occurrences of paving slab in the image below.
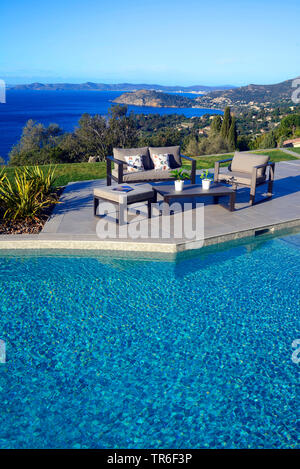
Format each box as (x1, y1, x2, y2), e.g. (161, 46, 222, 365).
(0, 161, 299, 252)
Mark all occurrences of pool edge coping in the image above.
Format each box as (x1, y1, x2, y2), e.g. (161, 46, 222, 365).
(0, 217, 299, 252)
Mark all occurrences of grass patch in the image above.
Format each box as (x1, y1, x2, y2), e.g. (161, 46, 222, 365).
(288, 147, 300, 154)
(182, 154, 234, 170)
(182, 149, 298, 171)
(2, 162, 107, 188)
(1, 149, 296, 188)
(253, 149, 298, 161)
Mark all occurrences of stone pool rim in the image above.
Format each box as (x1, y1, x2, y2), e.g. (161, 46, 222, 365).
(0, 218, 299, 253)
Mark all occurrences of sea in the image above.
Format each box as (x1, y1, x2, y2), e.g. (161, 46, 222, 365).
(0, 90, 222, 161)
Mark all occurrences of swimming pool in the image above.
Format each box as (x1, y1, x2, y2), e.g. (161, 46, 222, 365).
(0, 231, 299, 449)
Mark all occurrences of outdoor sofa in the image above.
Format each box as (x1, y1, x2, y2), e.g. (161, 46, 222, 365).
(214, 151, 275, 205)
(106, 146, 196, 185)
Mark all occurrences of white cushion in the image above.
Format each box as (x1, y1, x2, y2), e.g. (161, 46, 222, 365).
(151, 153, 171, 171)
(124, 155, 144, 173)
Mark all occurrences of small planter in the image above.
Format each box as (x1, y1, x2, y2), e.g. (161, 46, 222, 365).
(174, 180, 184, 191)
(202, 179, 212, 190)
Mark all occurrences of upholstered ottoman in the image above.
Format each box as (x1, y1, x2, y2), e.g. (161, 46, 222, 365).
(93, 184, 156, 225)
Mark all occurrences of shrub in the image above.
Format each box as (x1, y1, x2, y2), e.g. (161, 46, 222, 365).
(23, 165, 56, 198)
(0, 166, 57, 222)
(9, 147, 69, 166)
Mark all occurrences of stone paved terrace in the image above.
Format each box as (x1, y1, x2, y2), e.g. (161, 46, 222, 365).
(0, 160, 299, 252)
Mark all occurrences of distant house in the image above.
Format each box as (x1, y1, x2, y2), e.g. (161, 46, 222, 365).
(283, 138, 300, 148)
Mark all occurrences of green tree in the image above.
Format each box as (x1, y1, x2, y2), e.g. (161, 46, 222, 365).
(198, 134, 231, 155)
(184, 136, 199, 156)
(237, 135, 251, 151)
(210, 115, 222, 134)
(9, 120, 64, 165)
(10, 120, 62, 156)
(109, 104, 128, 119)
(227, 116, 237, 150)
(58, 133, 86, 163)
(108, 107, 138, 149)
(139, 127, 181, 148)
(278, 114, 300, 139)
(263, 131, 277, 149)
(75, 113, 110, 161)
(221, 106, 232, 140)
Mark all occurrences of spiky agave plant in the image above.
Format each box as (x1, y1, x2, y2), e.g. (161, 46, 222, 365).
(23, 165, 57, 199)
(0, 166, 58, 222)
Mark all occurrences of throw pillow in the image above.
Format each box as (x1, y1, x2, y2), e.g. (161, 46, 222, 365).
(151, 153, 171, 171)
(124, 155, 144, 173)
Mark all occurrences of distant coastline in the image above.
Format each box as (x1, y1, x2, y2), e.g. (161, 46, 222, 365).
(113, 89, 225, 111)
(7, 82, 234, 93)
(8, 76, 297, 113)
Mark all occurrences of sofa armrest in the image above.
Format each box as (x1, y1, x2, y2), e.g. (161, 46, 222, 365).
(181, 154, 194, 162)
(252, 161, 271, 170)
(252, 161, 275, 177)
(106, 156, 125, 185)
(181, 155, 196, 184)
(251, 161, 275, 185)
(215, 158, 233, 164)
(106, 155, 126, 166)
(214, 158, 233, 182)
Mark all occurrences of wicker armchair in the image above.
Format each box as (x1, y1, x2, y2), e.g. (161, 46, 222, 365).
(214, 151, 275, 205)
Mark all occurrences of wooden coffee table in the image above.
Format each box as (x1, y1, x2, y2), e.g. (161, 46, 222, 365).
(153, 183, 236, 212)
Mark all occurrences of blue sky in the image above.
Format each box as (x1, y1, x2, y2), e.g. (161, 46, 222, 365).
(0, 0, 299, 86)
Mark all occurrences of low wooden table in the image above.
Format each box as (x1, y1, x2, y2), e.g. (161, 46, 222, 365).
(153, 183, 236, 212)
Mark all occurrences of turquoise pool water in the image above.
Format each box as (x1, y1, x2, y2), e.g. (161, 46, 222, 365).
(0, 232, 299, 449)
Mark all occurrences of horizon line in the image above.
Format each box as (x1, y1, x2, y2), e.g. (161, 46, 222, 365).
(3, 74, 298, 89)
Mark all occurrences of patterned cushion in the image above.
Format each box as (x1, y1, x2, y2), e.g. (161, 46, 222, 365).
(149, 146, 181, 168)
(113, 147, 152, 170)
(124, 155, 144, 172)
(151, 153, 171, 171)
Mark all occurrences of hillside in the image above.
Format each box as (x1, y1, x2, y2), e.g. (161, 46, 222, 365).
(9, 82, 232, 93)
(195, 77, 299, 110)
(111, 77, 300, 111)
(113, 89, 198, 108)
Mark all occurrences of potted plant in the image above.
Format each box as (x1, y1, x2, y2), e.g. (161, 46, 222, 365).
(200, 169, 213, 190)
(170, 169, 190, 191)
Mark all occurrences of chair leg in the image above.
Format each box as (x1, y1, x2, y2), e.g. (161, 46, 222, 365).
(191, 162, 196, 184)
(229, 190, 236, 211)
(214, 162, 220, 183)
(267, 163, 275, 197)
(249, 187, 256, 206)
(249, 174, 257, 205)
(93, 197, 99, 216)
(118, 203, 127, 226)
(267, 179, 273, 197)
(147, 200, 152, 219)
(106, 159, 112, 186)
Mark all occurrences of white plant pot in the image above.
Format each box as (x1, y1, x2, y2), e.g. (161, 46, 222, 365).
(175, 180, 184, 191)
(202, 179, 211, 190)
